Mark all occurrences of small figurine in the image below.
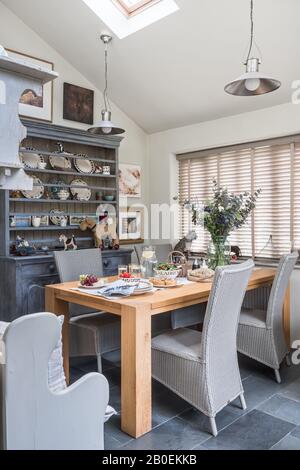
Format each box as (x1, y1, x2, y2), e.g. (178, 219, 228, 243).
(59, 234, 77, 251)
(80, 213, 120, 250)
(13, 236, 36, 256)
(173, 230, 198, 259)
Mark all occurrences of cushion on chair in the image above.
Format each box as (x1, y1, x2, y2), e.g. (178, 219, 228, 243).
(152, 328, 203, 362)
(239, 308, 267, 328)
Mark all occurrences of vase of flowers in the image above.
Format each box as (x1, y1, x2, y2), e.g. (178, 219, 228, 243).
(207, 237, 231, 269)
(184, 179, 261, 269)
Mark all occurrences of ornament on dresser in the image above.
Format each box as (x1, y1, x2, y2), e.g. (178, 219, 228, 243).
(12, 236, 36, 257)
(59, 234, 77, 251)
(173, 230, 198, 259)
(80, 213, 120, 250)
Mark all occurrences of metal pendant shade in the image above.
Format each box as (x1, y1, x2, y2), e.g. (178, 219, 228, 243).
(89, 110, 125, 136)
(225, 58, 281, 96)
(225, 0, 281, 97)
(88, 35, 125, 136)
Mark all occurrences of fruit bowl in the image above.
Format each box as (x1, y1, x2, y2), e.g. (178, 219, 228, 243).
(154, 263, 181, 280)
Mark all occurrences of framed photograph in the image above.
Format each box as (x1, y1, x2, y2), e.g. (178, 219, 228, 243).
(119, 164, 141, 198)
(63, 83, 94, 125)
(119, 208, 144, 242)
(7, 49, 54, 122)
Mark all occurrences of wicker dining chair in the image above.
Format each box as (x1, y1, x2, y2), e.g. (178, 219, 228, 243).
(237, 252, 298, 383)
(54, 249, 120, 373)
(152, 260, 254, 437)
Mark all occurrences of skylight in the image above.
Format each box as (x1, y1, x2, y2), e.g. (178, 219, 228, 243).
(82, 0, 179, 39)
(113, 0, 161, 17)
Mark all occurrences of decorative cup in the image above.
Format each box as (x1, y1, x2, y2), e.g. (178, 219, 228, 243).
(9, 216, 16, 227)
(103, 166, 111, 176)
(60, 218, 67, 227)
(32, 216, 41, 228)
(38, 161, 47, 170)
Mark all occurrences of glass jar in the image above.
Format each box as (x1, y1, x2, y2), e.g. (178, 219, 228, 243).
(207, 237, 231, 270)
(141, 246, 157, 279)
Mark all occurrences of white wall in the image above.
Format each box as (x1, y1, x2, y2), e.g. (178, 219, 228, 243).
(0, 1, 149, 207)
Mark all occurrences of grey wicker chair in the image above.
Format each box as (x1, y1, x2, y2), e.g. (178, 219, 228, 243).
(237, 252, 298, 384)
(54, 249, 120, 373)
(152, 260, 254, 437)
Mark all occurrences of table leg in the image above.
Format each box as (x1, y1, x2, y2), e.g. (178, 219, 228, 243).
(45, 288, 70, 384)
(283, 282, 291, 348)
(121, 303, 152, 438)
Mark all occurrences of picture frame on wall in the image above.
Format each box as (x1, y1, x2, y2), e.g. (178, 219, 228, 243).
(7, 49, 54, 122)
(63, 83, 94, 125)
(119, 208, 144, 243)
(119, 163, 141, 198)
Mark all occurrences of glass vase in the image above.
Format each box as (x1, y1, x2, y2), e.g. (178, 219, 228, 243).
(207, 237, 231, 270)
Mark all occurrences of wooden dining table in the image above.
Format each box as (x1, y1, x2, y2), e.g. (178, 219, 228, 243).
(45, 267, 290, 439)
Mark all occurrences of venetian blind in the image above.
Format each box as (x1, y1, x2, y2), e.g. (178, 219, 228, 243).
(178, 137, 300, 259)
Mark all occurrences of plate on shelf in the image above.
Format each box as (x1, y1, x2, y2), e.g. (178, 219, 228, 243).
(49, 154, 72, 171)
(20, 152, 45, 170)
(70, 178, 91, 201)
(74, 156, 95, 175)
(21, 176, 44, 200)
(49, 209, 68, 226)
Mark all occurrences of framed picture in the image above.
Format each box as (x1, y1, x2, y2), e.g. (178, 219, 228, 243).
(119, 164, 141, 198)
(7, 49, 54, 122)
(119, 208, 144, 242)
(63, 83, 94, 125)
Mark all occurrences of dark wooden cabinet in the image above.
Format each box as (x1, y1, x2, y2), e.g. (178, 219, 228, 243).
(0, 249, 132, 321)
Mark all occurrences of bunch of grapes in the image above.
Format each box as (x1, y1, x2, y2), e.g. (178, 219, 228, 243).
(80, 274, 98, 287)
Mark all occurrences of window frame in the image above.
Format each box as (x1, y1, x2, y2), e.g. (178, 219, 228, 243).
(177, 134, 300, 261)
(112, 0, 161, 17)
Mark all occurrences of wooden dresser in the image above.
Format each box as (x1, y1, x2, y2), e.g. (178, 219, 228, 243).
(0, 120, 133, 321)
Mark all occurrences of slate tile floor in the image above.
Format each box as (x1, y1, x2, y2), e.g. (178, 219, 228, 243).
(70, 353, 300, 451)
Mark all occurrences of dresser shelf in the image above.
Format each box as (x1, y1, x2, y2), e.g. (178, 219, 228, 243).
(10, 198, 117, 204)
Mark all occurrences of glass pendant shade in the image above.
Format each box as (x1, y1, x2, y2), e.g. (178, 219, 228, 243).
(225, 58, 281, 96)
(88, 110, 125, 135)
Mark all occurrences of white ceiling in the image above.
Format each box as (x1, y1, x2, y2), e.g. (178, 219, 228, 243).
(2, 0, 300, 133)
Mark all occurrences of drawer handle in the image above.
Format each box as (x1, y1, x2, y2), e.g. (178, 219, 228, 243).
(49, 264, 56, 272)
(103, 260, 110, 267)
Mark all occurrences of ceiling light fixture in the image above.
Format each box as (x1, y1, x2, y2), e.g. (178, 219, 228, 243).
(225, 0, 281, 96)
(88, 34, 125, 135)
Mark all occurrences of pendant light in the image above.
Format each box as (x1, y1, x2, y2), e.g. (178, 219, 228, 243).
(225, 0, 281, 96)
(88, 34, 125, 135)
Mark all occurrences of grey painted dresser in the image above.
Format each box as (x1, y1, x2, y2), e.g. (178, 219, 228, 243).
(0, 120, 133, 321)
(0, 249, 132, 322)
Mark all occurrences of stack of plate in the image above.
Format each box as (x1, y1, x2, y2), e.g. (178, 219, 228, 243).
(131, 280, 154, 295)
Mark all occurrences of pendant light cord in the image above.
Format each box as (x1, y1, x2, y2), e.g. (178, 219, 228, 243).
(246, 0, 254, 63)
(103, 42, 111, 112)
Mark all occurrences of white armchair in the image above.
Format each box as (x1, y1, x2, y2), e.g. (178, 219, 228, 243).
(0, 313, 109, 450)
